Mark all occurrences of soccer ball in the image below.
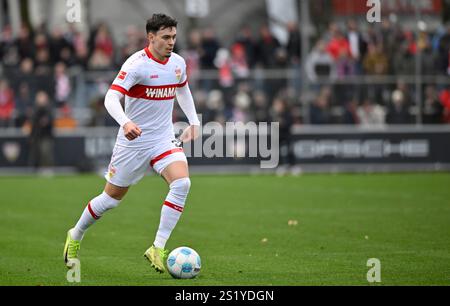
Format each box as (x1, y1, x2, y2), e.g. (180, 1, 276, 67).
(166, 246, 201, 279)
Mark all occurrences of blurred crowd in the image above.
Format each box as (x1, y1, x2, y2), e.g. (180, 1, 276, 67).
(1, 18, 450, 134)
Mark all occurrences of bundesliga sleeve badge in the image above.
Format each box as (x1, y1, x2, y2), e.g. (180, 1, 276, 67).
(175, 68, 182, 81)
(117, 71, 128, 80)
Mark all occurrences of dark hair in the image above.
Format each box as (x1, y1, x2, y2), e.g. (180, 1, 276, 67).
(146, 14, 178, 34)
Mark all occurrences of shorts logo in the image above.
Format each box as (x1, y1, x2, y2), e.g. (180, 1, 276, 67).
(175, 68, 182, 81)
(106, 165, 116, 179)
(117, 71, 127, 80)
(150, 75, 159, 79)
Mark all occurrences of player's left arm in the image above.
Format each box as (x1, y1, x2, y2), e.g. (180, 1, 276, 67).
(176, 62, 200, 143)
(176, 83, 200, 143)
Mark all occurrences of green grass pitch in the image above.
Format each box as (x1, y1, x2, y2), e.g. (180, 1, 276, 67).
(0, 173, 449, 285)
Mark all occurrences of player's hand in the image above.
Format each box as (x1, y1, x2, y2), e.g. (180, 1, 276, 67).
(179, 125, 200, 143)
(123, 121, 142, 141)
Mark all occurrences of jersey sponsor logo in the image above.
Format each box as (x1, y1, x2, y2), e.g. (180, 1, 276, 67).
(145, 86, 177, 99)
(117, 71, 127, 80)
(128, 83, 185, 100)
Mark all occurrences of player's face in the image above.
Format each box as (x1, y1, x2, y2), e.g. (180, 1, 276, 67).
(149, 27, 177, 59)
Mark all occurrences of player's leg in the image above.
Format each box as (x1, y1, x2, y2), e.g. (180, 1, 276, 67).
(64, 182, 129, 266)
(144, 149, 190, 273)
(70, 182, 129, 240)
(64, 146, 148, 267)
(154, 160, 190, 249)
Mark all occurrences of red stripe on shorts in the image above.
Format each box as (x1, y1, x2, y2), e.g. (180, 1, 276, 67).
(150, 148, 184, 167)
(87, 202, 100, 220)
(164, 200, 184, 212)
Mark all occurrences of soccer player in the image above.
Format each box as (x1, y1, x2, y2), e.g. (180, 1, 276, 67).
(63, 14, 200, 273)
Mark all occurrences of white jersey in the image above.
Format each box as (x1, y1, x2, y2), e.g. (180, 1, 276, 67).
(110, 48, 188, 148)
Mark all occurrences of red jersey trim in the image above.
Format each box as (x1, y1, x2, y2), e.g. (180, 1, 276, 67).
(110, 84, 129, 95)
(144, 47, 169, 65)
(178, 79, 188, 88)
(127, 84, 178, 100)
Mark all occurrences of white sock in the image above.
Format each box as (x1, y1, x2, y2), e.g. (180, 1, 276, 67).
(71, 191, 121, 241)
(153, 177, 191, 248)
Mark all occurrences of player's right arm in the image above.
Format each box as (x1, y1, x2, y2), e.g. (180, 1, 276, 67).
(105, 60, 142, 141)
(104, 90, 141, 140)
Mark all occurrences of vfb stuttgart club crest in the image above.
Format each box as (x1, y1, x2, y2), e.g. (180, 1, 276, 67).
(175, 67, 182, 81)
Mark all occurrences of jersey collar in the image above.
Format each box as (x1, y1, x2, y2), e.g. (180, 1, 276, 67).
(145, 47, 169, 65)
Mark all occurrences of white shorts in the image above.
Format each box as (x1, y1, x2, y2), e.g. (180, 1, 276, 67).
(104, 139, 187, 187)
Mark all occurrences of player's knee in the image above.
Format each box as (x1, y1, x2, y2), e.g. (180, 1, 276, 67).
(104, 183, 128, 201)
(170, 177, 191, 195)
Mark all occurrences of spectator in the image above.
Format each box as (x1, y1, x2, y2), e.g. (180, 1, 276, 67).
(0, 79, 15, 127)
(231, 83, 252, 122)
(200, 28, 220, 70)
(205, 90, 226, 124)
(34, 48, 52, 76)
(439, 86, 450, 123)
(235, 25, 257, 68)
(16, 24, 35, 60)
(346, 19, 367, 73)
(326, 29, 351, 61)
(286, 21, 301, 63)
(252, 90, 269, 123)
(380, 19, 403, 62)
(363, 43, 389, 75)
(423, 85, 443, 124)
(181, 30, 202, 90)
(421, 41, 439, 75)
(357, 99, 386, 126)
(15, 82, 33, 127)
(335, 48, 356, 79)
(54, 62, 71, 107)
(230, 42, 250, 80)
(438, 25, 450, 75)
(392, 41, 415, 76)
(214, 48, 234, 89)
(199, 28, 220, 91)
(310, 94, 331, 124)
(363, 43, 390, 105)
(305, 40, 336, 83)
(49, 27, 73, 64)
(88, 47, 112, 70)
(342, 99, 359, 124)
(255, 25, 281, 68)
(269, 97, 294, 167)
(0, 24, 19, 67)
(71, 27, 89, 68)
(88, 23, 114, 69)
(29, 91, 54, 170)
(386, 89, 411, 124)
(11, 58, 35, 94)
